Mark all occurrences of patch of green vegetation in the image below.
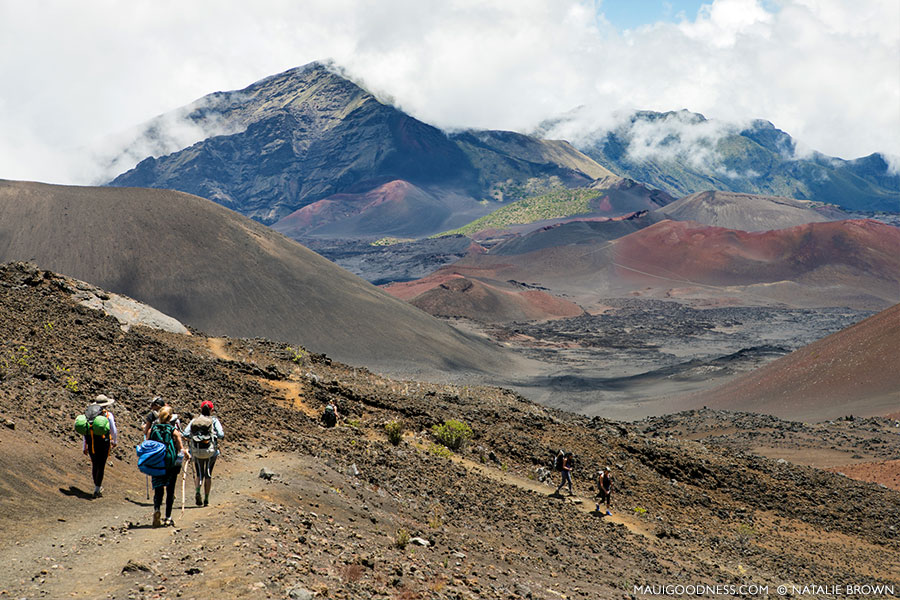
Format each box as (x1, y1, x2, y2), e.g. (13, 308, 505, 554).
(435, 188, 602, 238)
(431, 419, 473, 451)
(427, 443, 453, 458)
(384, 420, 404, 445)
(371, 237, 414, 247)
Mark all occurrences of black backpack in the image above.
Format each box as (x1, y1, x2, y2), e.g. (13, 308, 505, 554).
(553, 453, 565, 472)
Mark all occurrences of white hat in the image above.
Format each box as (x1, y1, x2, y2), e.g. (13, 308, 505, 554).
(94, 394, 115, 407)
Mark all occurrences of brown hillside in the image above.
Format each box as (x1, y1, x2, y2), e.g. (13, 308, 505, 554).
(0, 263, 897, 598)
(386, 273, 584, 323)
(672, 303, 900, 420)
(429, 218, 900, 310)
(657, 190, 847, 231)
(0, 180, 518, 377)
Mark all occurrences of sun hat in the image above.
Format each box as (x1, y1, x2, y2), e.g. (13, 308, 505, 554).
(94, 394, 115, 407)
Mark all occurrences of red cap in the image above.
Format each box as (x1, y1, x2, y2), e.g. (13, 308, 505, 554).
(201, 400, 214, 412)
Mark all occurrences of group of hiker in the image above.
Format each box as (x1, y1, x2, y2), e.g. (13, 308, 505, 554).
(553, 449, 613, 515)
(79, 394, 612, 526)
(77, 394, 225, 527)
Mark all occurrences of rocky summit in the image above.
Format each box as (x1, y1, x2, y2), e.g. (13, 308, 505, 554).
(1, 261, 897, 599)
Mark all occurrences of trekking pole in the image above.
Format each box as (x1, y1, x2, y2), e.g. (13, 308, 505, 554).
(146, 475, 149, 500)
(181, 460, 187, 519)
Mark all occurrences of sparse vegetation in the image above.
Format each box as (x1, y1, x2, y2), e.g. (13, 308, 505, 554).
(384, 420, 404, 445)
(431, 419, 472, 451)
(435, 188, 601, 238)
(286, 346, 306, 364)
(394, 528, 410, 550)
(633, 506, 647, 516)
(371, 237, 414, 247)
(427, 443, 452, 459)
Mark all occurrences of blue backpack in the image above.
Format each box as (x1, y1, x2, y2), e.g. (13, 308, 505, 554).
(136, 440, 168, 476)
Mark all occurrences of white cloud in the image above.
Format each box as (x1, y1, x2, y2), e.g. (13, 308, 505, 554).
(0, 0, 897, 184)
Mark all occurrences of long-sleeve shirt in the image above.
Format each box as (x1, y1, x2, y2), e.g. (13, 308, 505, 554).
(82, 411, 117, 451)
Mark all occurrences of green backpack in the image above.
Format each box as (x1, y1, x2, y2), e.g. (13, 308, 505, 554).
(149, 422, 177, 469)
(74, 405, 110, 437)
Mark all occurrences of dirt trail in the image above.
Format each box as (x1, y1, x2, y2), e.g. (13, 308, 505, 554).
(0, 450, 298, 599)
(207, 337, 233, 361)
(410, 437, 652, 538)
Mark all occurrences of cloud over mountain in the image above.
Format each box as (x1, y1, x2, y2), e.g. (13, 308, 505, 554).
(0, 0, 897, 184)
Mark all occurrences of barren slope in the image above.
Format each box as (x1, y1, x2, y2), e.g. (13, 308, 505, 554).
(0, 180, 517, 376)
(1, 263, 897, 599)
(657, 190, 847, 231)
(670, 303, 900, 420)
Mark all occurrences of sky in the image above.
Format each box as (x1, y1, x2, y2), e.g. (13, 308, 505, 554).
(1, 0, 898, 184)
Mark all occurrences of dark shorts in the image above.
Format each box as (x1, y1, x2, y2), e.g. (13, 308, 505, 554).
(193, 454, 218, 480)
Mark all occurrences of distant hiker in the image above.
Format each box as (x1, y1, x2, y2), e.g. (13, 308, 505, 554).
(149, 406, 190, 527)
(555, 452, 575, 496)
(553, 449, 565, 472)
(322, 401, 338, 428)
(143, 396, 180, 439)
(183, 400, 225, 507)
(78, 394, 117, 498)
(596, 466, 612, 515)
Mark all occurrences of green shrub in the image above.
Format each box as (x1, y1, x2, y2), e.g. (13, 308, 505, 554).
(395, 528, 410, 549)
(384, 421, 404, 445)
(431, 419, 472, 451)
(427, 443, 452, 459)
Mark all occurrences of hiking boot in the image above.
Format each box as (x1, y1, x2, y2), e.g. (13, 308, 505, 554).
(152, 510, 162, 528)
(195, 490, 202, 506)
(606, 510, 612, 516)
(203, 496, 209, 507)
(93, 485, 102, 498)
(164, 517, 175, 527)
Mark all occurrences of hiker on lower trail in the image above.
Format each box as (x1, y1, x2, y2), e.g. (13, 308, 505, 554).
(79, 394, 117, 498)
(149, 406, 190, 527)
(555, 451, 575, 496)
(322, 401, 338, 428)
(596, 466, 612, 515)
(183, 400, 224, 507)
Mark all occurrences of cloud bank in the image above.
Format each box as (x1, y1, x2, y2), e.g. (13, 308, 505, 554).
(0, 0, 897, 184)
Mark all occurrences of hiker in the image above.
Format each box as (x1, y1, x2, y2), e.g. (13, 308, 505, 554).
(143, 396, 180, 439)
(555, 452, 575, 496)
(183, 400, 225, 507)
(143, 396, 163, 440)
(81, 394, 117, 498)
(149, 406, 190, 527)
(322, 401, 338, 428)
(596, 466, 612, 515)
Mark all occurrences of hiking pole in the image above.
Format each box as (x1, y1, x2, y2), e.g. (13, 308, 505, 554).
(146, 475, 149, 500)
(181, 460, 187, 520)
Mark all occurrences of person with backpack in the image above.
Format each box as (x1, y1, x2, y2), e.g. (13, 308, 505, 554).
(80, 394, 117, 498)
(596, 466, 613, 515)
(322, 401, 338, 428)
(183, 400, 224, 507)
(555, 452, 575, 496)
(149, 406, 189, 527)
(143, 396, 181, 439)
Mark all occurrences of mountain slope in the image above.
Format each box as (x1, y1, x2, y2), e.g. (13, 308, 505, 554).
(541, 110, 899, 212)
(0, 179, 518, 376)
(673, 303, 900, 420)
(1, 262, 897, 598)
(108, 62, 613, 232)
(420, 218, 900, 311)
(657, 190, 848, 231)
(438, 176, 673, 239)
